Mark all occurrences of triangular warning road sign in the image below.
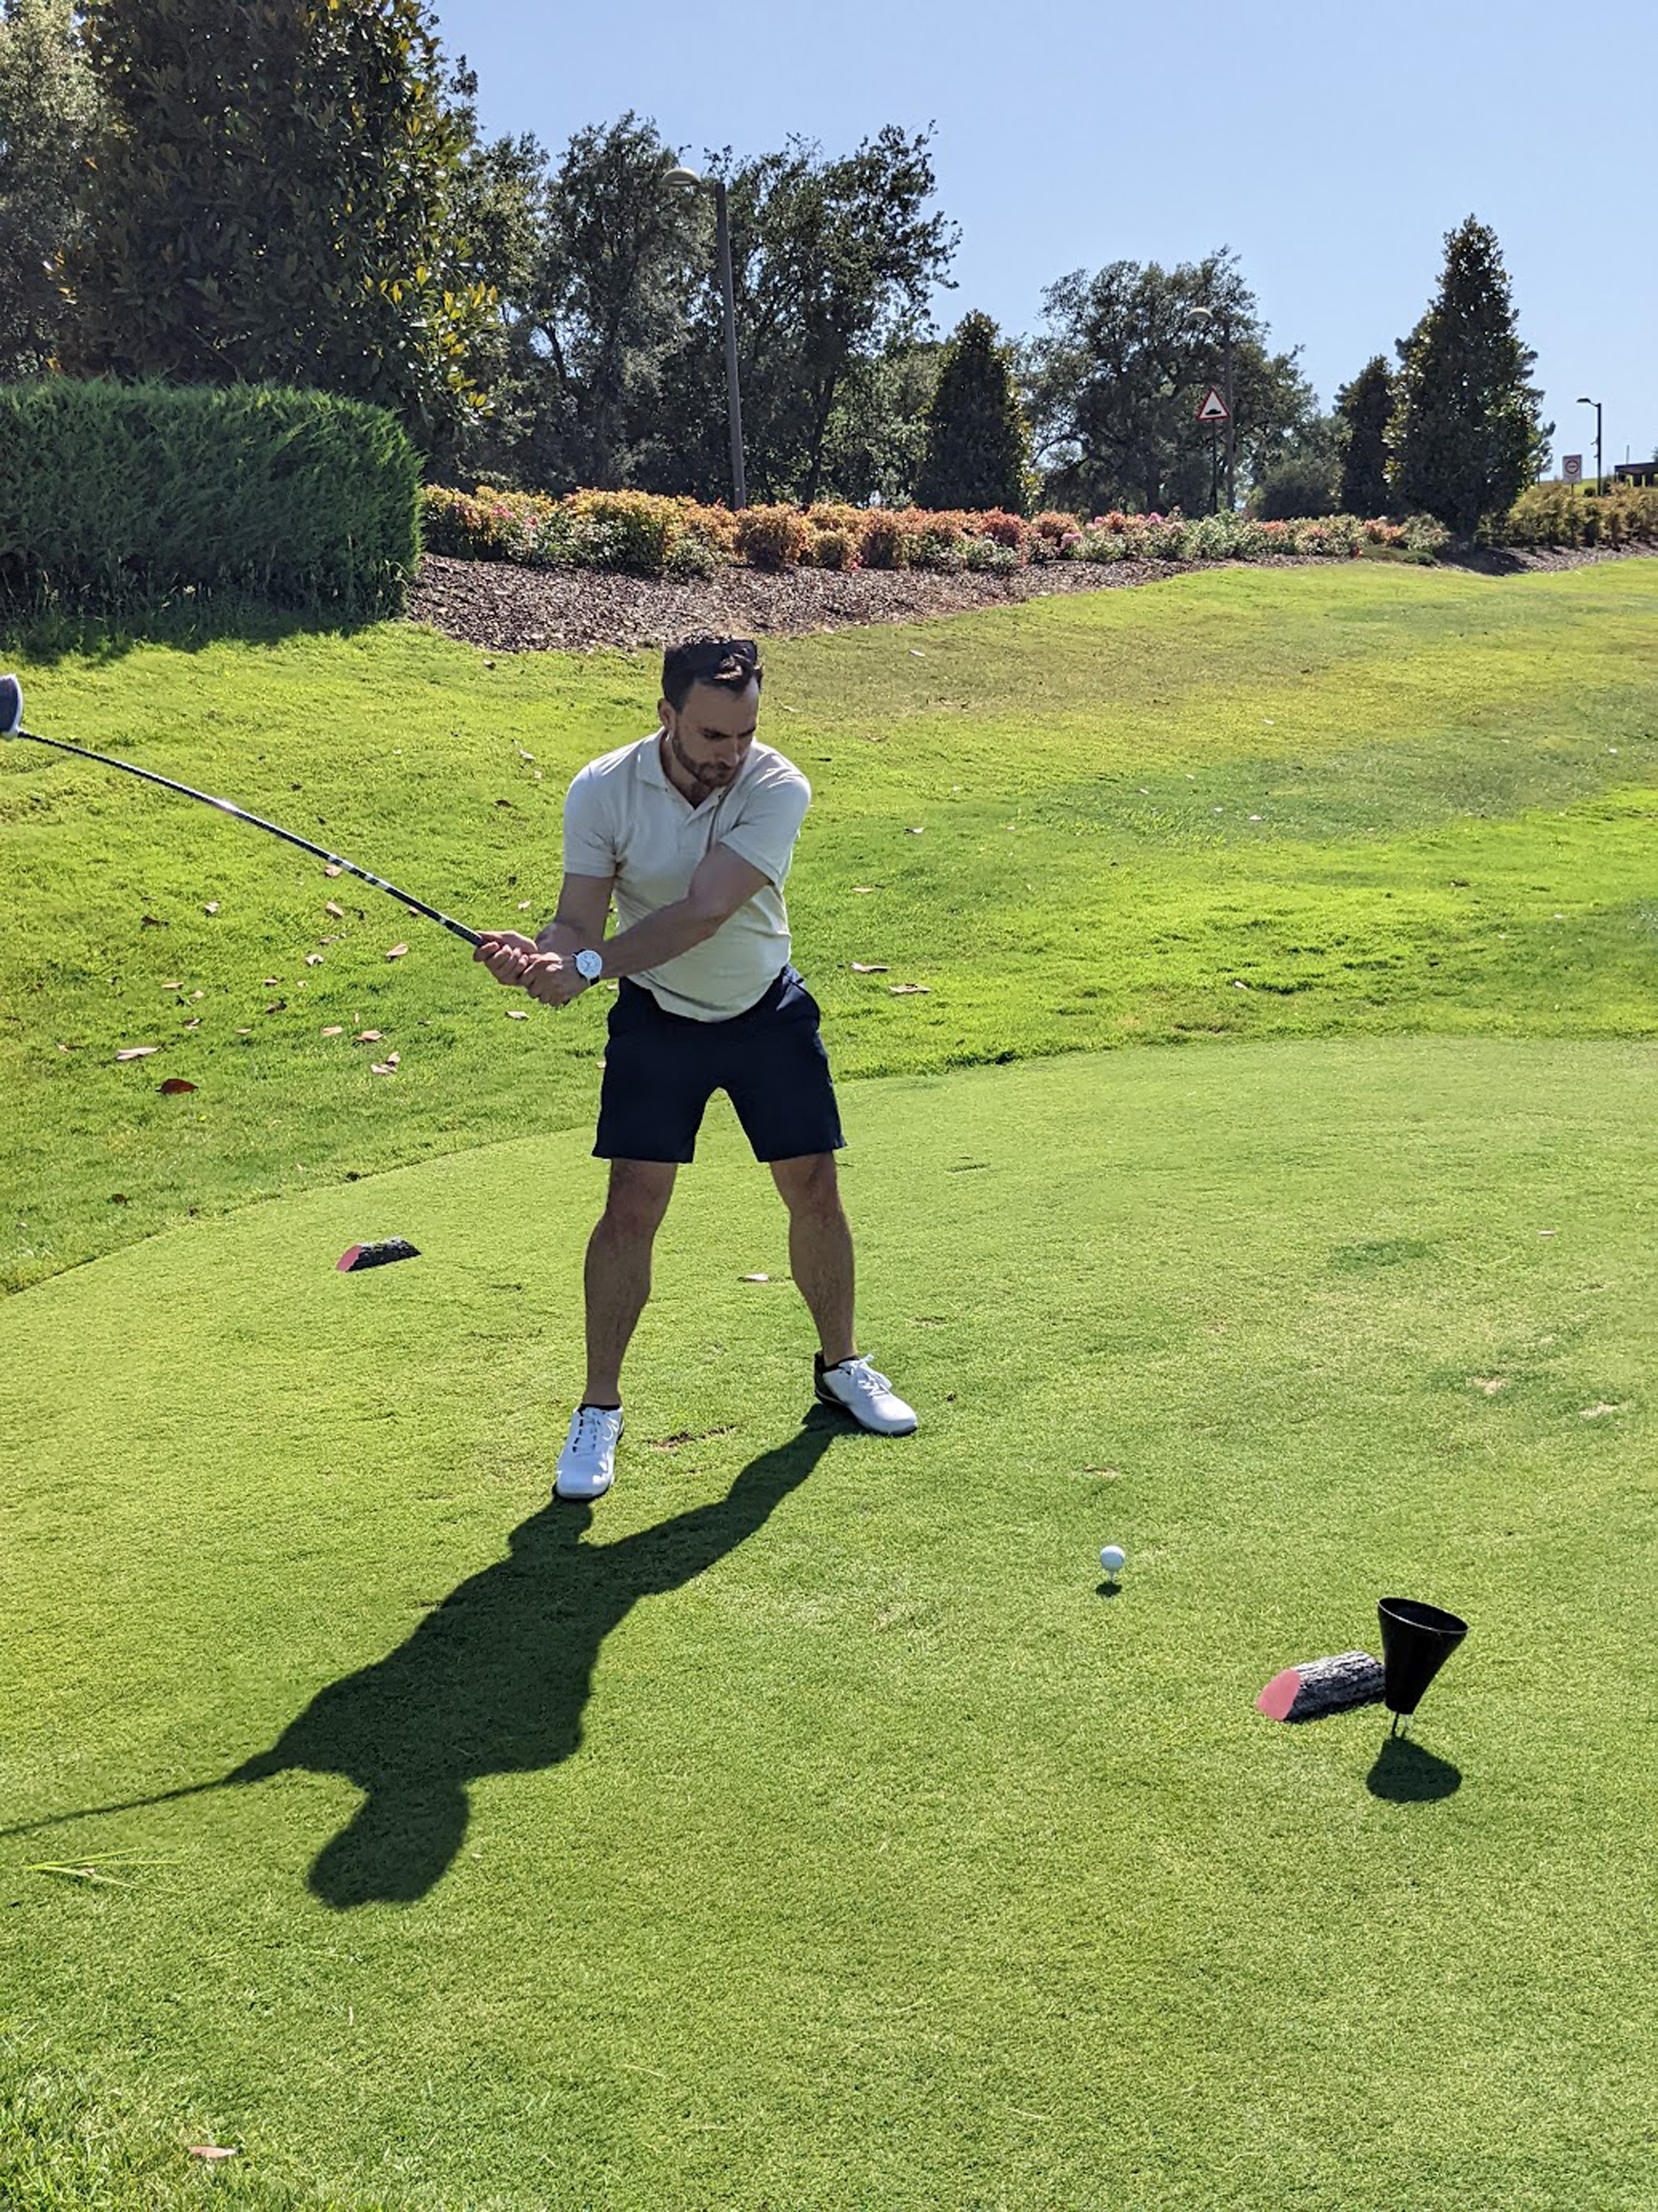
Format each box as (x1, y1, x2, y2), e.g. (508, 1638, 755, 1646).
(1196, 386, 1229, 422)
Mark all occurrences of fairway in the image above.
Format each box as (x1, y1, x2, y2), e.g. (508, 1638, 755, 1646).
(4, 561, 1657, 2205)
(4, 1037, 1656, 2205)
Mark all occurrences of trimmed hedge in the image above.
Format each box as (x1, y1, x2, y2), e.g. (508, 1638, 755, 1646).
(0, 380, 420, 618)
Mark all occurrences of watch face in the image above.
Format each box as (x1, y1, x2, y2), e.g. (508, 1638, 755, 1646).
(575, 950, 602, 980)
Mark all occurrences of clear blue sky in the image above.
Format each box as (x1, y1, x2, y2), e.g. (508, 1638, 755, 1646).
(431, 0, 1653, 469)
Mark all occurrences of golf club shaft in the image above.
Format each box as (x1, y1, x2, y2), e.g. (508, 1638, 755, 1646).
(9, 724, 483, 948)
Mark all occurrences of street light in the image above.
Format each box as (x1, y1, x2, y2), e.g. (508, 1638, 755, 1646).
(1191, 306, 1236, 511)
(663, 163, 747, 509)
(1575, 396, 1603, 496)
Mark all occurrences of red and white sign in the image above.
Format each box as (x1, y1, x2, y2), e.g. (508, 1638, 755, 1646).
(1195, 386, 1230, 423)
(1562, 454, 1583, 483)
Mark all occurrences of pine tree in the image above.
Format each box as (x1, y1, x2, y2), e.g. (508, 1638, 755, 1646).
(1335, 355, 1393, 516)
(914, 311, 1030, 512)
(1388, 217, 1546, 535)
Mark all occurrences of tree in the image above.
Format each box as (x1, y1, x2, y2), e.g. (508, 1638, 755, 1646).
(914, 312, 1031, 512)
(0, 0, 98, 374)
(1335, 355, 1393, 515)
(647, 127, 958, 505)
(493, 114, 703, 492)
(66, 0, 505, 448)
(818, 335, 943, 507)
(1388, 216, 1548, 535)
(1023, 250, 1315, 514)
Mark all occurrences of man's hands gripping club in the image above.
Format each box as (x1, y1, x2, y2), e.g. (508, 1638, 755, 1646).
(475, 847, 771, 1008)
(473, 932, 589, 1006)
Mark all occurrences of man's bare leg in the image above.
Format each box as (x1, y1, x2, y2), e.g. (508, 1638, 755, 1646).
(771, 1152, 856, 1367)
(583, 1160, 677, 1403)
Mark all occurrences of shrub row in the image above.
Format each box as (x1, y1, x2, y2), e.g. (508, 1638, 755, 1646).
(422, 485, 1460, 575)
(0, 379, 420, 618)
(1501, 481, 1658, 548)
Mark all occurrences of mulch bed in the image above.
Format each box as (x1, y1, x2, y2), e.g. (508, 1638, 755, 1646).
(407, 543, 1656, 656)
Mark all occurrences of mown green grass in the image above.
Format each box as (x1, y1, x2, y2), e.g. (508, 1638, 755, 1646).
(3, 1038, 1655, 2206)
(3, 561, 1657, 2206)
(2, 560, 1654, 1293)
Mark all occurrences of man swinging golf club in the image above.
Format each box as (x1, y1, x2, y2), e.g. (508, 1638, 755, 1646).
(475, 635, 917, 1500)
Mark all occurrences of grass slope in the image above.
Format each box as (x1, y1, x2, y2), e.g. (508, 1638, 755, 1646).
(3, 1038, 1656, 2206)
(2, 560, 1656, 1291)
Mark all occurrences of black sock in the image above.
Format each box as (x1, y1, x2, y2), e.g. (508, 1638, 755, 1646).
(580, 1399, 621, 1412)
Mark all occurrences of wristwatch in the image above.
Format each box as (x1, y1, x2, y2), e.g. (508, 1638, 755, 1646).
(573, 948, 605, 986)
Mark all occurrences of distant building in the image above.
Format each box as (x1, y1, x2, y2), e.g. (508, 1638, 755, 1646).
(1612, 459, 1657, 487)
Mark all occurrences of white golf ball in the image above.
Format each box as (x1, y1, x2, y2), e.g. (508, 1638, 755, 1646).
(1099, 1545, 1127, 1575)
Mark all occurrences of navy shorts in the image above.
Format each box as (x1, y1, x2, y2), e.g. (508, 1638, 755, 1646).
(595, 966, 846, 1165)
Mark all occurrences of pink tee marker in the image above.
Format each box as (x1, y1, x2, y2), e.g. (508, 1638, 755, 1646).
(336, 1244, 364, 1272)
(1256, 1668, 1304, 1721)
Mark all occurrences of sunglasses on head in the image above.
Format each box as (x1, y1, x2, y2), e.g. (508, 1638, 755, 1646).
(677, 638, 759, 678)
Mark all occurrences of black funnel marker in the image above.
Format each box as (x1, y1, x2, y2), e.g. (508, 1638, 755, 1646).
(1379, 1597, 1467, 1733)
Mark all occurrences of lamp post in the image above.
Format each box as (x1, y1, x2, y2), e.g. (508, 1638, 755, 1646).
(1575, 396, 1603, 496)
(664, 163, 747, 509)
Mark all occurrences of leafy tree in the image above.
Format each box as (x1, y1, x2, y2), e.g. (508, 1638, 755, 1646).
(914, 311, 1031, 512)
(819, 335, 943, 507)
(1335, 355, 1393, 515)
(0, 0, 98, 373)
(648, 126, 958, 505)
(66, 0, 504, 447)
(484, 113, 702, 492)
(1388, 216, 1549, 535)
(1023, 250, 1315, 513)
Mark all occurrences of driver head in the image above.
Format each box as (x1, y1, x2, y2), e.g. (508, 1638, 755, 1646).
(0, 674, 21, 737)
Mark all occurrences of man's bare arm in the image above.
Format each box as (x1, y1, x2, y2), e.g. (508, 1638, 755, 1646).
(535, 871, 614, 955)
(591, 845, 769, 979)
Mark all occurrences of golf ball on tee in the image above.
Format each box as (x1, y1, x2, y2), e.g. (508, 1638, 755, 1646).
(1099, 1545, 1127, 1575)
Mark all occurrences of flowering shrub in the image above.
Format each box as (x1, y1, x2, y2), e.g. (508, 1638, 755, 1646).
(1400, 513, 1452, 555)
(734, 504, 813, 569)
(963, 535, 1021, 574)
(809, 527, 859, 572)
(422, 482, 1529, 579)
(1028, 510, 1081, 562)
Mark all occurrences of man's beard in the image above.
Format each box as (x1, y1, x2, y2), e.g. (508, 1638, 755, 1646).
(668, 730, 734, 784)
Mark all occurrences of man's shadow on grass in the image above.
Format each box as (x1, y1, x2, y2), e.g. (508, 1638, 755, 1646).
(220, 1414, 838, 1908)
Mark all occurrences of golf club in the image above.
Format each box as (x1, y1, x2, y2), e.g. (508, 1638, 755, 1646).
(0, 673, 484, 948)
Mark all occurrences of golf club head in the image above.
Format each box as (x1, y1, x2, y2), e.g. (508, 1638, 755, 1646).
(0, 674, 21, 737)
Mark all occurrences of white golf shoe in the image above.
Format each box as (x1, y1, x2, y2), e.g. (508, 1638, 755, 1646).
(555, 1404, 624, 1500)
(814, 1354, 918, 1436)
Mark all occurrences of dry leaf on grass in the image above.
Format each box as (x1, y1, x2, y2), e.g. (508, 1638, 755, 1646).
(505, 1008, 529, 1020)
(115, 1046, 159, 1060)
(741, 1272, 771, 1283)
(324, 864, 343, 877)
(141, 914, 167, 928)
(264, 1001, 286, 1014)
(850, 962, 890, 974)
(321, 1025, 344, 1037)
(158, 1077, 197, 1095)
(183, 1019, 201, 1031)
(889, 984, 929, 996)
(204, 901, 219, 914)
(386, 943, 408, 960)
(852, 885, 878, 894)
(354, 1030, 382, 1042)
(517, 900, 533, 911)
(325, 900, 345, 919)
(161, 980, 182, 991)
(370, 1061, 396, 1076)
(187, 2146, 238, 2162)
(305, 954, 324, 967)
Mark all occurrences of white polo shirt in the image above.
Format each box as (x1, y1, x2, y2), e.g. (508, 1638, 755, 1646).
(562, 732, 812, 1022)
